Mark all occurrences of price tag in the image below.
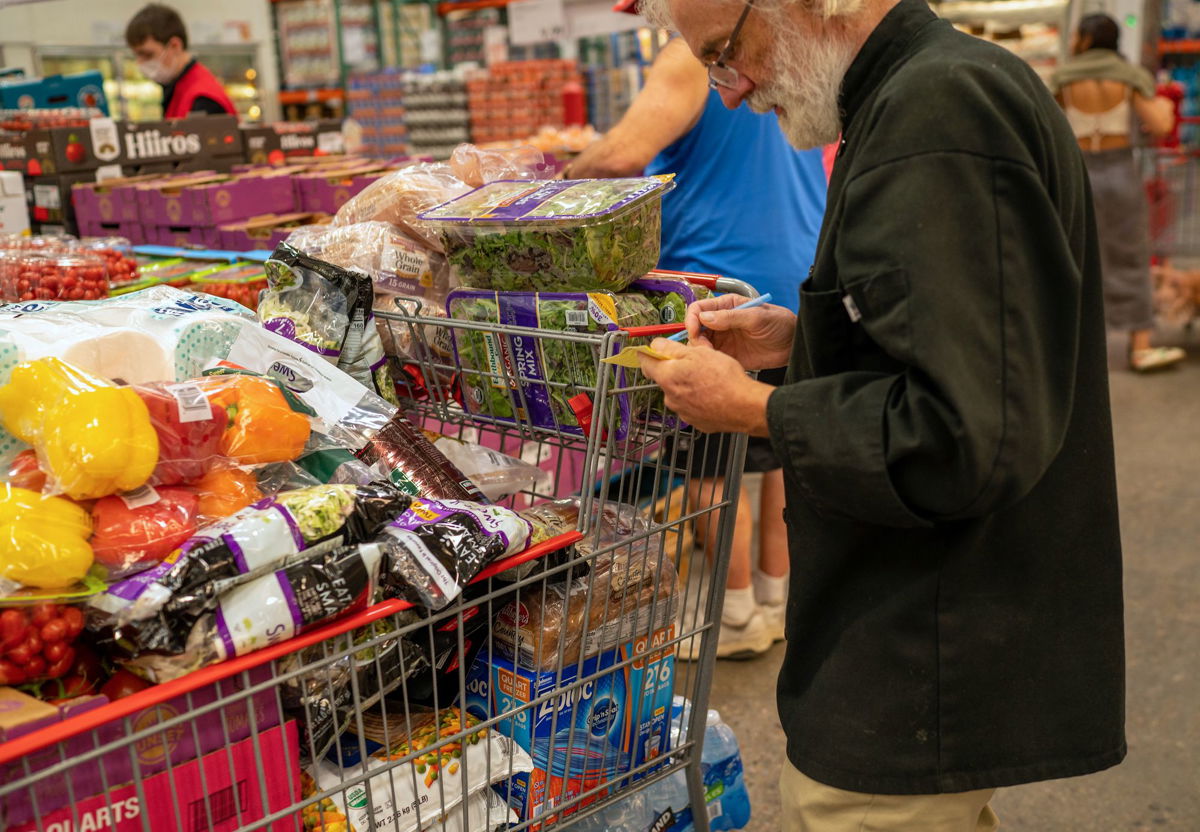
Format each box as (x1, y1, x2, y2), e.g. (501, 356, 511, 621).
(508, 0, 567, 46)
(120, 484, 161, 509)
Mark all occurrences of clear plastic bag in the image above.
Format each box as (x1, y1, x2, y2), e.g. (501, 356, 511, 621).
(449, 143, 546, 188)
(332, 163, 472, 253)
(283, 220, 452, 302)
(89, 485, 200, 581)
(0, 486, 94, 592)
(431, 435, 550, 501)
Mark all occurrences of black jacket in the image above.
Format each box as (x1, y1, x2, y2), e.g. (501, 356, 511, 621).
(766, 0, 1125, 794)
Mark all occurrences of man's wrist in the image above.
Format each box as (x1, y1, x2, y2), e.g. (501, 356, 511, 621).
(739, 378, 774, 438)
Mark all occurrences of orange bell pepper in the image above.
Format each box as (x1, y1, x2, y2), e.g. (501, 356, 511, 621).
(199, 375, 311, 464)
(194, 468, 263, 518)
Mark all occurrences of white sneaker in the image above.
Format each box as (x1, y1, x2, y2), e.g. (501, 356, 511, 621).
(678, 607, 774, 661)
(759, 600, 786, 643)
(753, 570, 788, 643)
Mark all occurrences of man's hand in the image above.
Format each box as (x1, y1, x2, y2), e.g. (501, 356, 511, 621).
(684, 295, 797, 371)
(638, 338, 774, 436)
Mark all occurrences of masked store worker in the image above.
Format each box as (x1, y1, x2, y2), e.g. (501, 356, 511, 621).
(125, 3, 237, 118)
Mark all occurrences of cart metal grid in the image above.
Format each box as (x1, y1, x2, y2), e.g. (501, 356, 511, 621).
(0, 275, 755, 832)
(1143, 147, 1200, 328)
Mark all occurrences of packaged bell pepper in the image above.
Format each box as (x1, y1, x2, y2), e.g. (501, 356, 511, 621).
(194, 468, 263, 519)
(0, 358, 158, 500)
(90, 486, 200, 580)
(196, 373, 312, 465)
(0, 486, 93, 591)
(133, 381, 225, 485)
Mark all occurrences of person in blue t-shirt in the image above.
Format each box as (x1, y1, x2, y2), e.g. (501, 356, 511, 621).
(566, 37, 826, 660)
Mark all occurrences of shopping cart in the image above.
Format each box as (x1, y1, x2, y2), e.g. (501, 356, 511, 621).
(1144, 146, 1200, 329)
(0, 275, 756, 832)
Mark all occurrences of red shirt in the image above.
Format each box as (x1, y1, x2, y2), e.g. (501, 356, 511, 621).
(163, 59, 236, 118)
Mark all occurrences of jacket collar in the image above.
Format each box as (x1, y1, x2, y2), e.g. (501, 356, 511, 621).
(161, 58, 198, 107)
(839, 0, 937, 128)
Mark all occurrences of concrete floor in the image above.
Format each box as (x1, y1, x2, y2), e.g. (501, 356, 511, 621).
(707, 327, 1200, 831)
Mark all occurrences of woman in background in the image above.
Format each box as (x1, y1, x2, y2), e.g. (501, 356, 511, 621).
(1053, 13, 1185, 371)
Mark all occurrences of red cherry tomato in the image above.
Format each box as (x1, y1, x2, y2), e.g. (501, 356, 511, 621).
(30, 602, 56, 626)
(45, 649, 74, 679)
(60, 606, 84, 638)
(7, 642, 33, 664)
(40, 618, 67, 644)
(24, 655, 47, 678)
(0, 609, 27, 651)
(23, 633, 42, 655)
(100, 669, 153, 700)
(0, 659, 26, 685)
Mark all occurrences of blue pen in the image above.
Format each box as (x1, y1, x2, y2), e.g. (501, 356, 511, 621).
(666, 292, 773, 342)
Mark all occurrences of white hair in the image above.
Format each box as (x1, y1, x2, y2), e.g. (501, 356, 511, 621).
(639, 0, 867, 31)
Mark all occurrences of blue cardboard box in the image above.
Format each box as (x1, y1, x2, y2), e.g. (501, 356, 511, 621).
(465, 625, 676, 821)
(0, 71, 109, 114)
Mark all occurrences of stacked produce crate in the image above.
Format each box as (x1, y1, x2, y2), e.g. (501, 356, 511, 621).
(404, 72, 470, 159)
(468, 59, 584, 145)
(347, 71, 410, 158)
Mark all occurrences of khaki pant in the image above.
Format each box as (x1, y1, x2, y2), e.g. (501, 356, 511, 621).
(780, 761, 1001, 832)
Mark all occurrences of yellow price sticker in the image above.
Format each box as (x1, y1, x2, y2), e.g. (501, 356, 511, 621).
(602, 345, 677, 368)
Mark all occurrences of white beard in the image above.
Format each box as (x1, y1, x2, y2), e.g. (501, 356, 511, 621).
(747, 25, 858, 150)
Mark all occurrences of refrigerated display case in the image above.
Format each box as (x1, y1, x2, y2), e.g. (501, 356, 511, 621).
(30, 44, 262, 122)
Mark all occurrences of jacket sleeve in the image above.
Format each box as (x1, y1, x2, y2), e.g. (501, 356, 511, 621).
(766, 151, 1085, 527)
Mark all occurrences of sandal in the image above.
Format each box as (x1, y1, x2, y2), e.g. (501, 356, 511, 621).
(1130, 346, 1186, 373)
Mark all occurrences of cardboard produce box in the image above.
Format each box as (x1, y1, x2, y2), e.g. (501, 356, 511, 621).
(218, 211, 326, 251)
(0, 70, 109, 114)
(135, 172, 224, 226)
(185, 170, 296, 226)
(72, 172, 167, 225)
(0, 115, 240, 176)
(0, 664, 282, 827)
(8, 722, 301, 832)
(241, 120, 345, 164)
(294, 162, 390, 214)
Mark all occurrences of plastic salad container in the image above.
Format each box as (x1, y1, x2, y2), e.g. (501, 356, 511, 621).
(192, 262, 268, 311)
(418, 176, 675, 292)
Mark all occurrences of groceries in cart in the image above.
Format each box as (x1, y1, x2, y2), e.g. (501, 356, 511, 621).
(315, 706, 533, 832)
(418, 176, 675, 292)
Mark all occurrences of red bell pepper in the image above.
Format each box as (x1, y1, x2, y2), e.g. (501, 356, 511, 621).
(91, 486, 199, 573)
(134, 382, 225, 485)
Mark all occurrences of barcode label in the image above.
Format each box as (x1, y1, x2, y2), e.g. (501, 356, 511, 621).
(565, 310, 588, 328)
(120, 484, 160, 509)
(707, 800, 723, 820)
(167, 382, 212, 423)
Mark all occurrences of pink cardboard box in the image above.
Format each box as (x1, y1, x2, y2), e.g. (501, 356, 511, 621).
(185, 171, 296, 226)
(136, 173, 226, 226)
(294, 163, 388, 214)
(9, 721, 302, 832)
(1, 664, 281, 827)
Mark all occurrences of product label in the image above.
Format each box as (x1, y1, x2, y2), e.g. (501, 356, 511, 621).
(392, 499, 525, 553)
(32, 184, 60, 209)
(194, 502, 304, 574)
(90, 117, 120, 163)
(213, 572, 301, 660)
(383, 526, 459, 601)
(587, 293, 618, 326)
(119, 484, 161, 510)
(165, 382, 212, 423)
(421, 177, 666, 223)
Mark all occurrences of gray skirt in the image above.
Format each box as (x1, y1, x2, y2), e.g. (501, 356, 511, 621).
(1085, 147, 1156, 331)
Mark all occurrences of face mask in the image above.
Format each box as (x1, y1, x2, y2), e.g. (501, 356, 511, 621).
(137, 50, 176, 84)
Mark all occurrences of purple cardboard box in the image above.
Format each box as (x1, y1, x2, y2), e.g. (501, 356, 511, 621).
(1, 664, 280, 827)
(294, 163, 387, 214)
(72, 173, 167, 225)
(136, 172, 225, 226)
(185, 172, 296, 226)
(78, 217, 146, 243)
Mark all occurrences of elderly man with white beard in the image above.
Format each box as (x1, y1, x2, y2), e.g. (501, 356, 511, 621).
(635, 0, 1127, 829)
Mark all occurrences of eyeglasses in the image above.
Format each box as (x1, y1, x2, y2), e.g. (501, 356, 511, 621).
(707, 0, 754, 91)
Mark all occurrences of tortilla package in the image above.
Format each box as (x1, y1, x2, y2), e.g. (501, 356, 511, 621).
(357, 412, 485, 502)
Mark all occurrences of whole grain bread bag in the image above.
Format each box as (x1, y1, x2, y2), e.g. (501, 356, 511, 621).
(332, 163, 470, 253)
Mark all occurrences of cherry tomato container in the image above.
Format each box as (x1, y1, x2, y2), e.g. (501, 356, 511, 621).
(0, 234, 75, 255)
(77, 236, 139, 288)
(0, 601, 88, 686)
(0, 251, 109, 302)
(191, 263, 268, 311)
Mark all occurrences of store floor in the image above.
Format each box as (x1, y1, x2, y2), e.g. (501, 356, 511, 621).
(707, 327, 1200, 831)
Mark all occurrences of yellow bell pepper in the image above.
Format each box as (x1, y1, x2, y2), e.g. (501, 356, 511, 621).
(0, 358, 159, 500)
(0, 485, 93, 589)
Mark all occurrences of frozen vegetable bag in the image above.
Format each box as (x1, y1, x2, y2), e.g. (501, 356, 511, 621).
(446, 289, 659, 438)
(418, 176, 674, 292)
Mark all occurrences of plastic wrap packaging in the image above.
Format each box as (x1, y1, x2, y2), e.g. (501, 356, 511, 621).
(418, 177, 673, 292)
(493, 529, 679, 670)
(283, 221, 453, 302)
(122, 542, 384, 683)
(0, 357, 158, 501)
(131, 381, 225, 486)
(304, 769, 514, 832)
(0, 601, 88, 685)
(357, 411, 485, 502)
(0, 486, 94, 592)
(190, 263, 268, 311)
(332, 163, 472, 253)
(378, 498, 531, 610)
(447, 290, 659, 438)
(431, 436, 550, 501)
(0, 251, 109, 302)
(88, 483, 412, 650)
(448, 143, 546, 189)
(262, 244, 396, 404)
(76, 237, 139, 288)
(632, 274, 712, 326)
(89, 486, 200, 581)
(317, 707, 533, 832)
